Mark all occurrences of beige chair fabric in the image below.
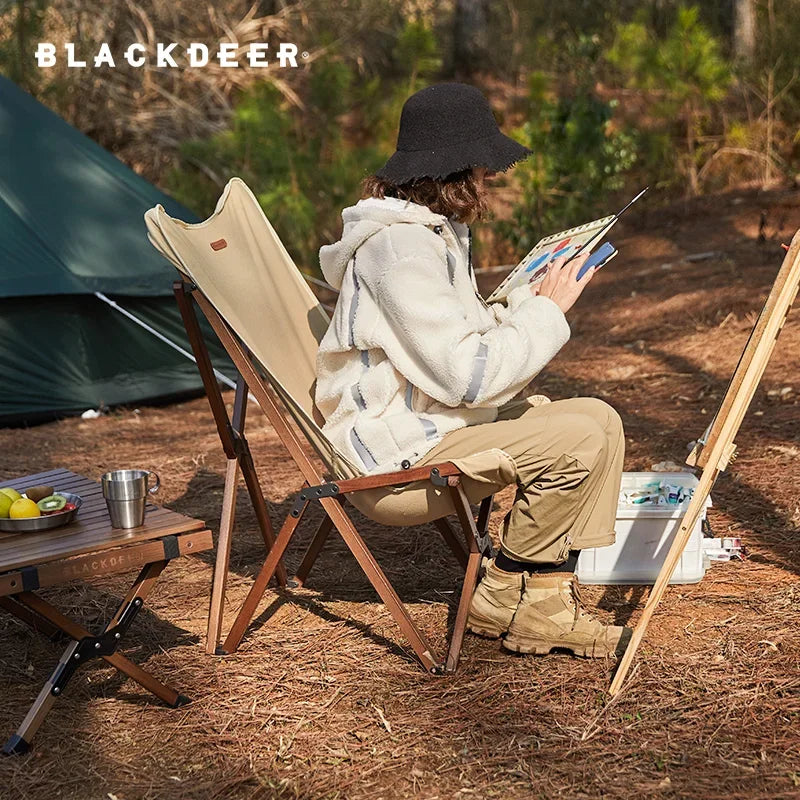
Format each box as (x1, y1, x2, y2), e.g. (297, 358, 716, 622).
(144, 177, 517, 525)
(144, 178, 354, 477)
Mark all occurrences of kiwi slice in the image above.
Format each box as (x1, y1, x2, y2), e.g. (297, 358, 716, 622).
(26, 485, 55, 503)
(38, 495, 67, 513)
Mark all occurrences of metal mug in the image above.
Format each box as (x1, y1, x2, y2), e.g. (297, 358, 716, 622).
(101, 469, 160, 529)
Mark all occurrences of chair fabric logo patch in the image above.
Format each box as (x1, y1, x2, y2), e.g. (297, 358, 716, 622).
(210, 239, 227, 251)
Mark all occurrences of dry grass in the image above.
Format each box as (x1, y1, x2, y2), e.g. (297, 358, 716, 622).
(1, 188, 799, 799)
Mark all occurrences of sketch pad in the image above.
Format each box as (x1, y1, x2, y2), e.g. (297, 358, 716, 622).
(486, 215, 616, 303)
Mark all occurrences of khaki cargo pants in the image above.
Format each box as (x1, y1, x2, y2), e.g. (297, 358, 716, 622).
(414, 395, 625, 564)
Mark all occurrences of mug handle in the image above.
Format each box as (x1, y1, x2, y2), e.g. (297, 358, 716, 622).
(147, 471, 161, 495)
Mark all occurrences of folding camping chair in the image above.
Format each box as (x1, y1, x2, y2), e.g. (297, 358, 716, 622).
(144, 178, 519, 674)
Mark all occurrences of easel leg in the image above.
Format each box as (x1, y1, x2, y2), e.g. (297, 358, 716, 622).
(609, 239, 800, 696)
(608, 468, 719, 695)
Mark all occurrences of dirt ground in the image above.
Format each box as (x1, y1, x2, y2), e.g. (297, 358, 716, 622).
(1, 187, 799, 800)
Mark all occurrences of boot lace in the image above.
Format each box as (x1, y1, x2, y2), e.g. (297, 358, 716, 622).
(565, 576, 595, 629)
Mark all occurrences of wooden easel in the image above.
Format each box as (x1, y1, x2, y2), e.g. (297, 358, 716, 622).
(609, 230, 800, 696)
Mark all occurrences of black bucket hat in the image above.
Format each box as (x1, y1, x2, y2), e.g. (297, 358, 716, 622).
(374, 82, 533, 184)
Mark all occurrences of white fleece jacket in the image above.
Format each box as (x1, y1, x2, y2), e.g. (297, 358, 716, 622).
(314, 195, 571, 476)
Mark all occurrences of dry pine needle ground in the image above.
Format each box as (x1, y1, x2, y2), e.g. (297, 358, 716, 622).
(1, 189, 799, 799)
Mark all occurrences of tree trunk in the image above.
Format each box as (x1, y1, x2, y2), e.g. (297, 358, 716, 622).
(686, 101, 699, 197)
(733, 0, 756, 63)
(765, 68, 774, 186)
(452, 0, 490, 79)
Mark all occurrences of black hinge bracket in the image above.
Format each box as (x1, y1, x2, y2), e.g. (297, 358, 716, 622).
(50, 596, 145, 696)
(162, 534, 180, 561)
(290, 482, 341, 517)
(21, 566, 40, 592)
(429, 467, 449, 487)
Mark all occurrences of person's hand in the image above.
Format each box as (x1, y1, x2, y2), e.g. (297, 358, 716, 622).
(531, 252, 596, 314)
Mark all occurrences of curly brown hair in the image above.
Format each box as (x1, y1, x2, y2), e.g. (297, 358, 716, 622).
(360, 168, 492, 225)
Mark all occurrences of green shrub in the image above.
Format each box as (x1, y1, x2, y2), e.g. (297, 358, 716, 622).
(497, 72, 637, 254)
(165, 20, 441, 276)
(605, 4, 730, 195)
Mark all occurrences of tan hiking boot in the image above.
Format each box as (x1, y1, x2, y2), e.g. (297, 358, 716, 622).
(467, 558, 524, 638)
(503, 572, 632, 658)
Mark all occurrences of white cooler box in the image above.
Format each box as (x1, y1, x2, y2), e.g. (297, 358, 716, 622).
(576, 471, 712, 585)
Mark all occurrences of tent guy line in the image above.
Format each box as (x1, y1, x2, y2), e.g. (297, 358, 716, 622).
(93, 292, 240, 393)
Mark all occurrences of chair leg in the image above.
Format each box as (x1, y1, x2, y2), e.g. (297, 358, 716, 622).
(239, 446, 289, 588)
(317, 494, 443, 673)
(223, 493, 445, 672)
(207, 457, 238, 654)
(432, 517, 469, 571)
(292, 507, 338, 587)
(219, 481, 495, 674)
(446, 542, 482, 674)
(444, 481, 485, 673)
(219, 499, 310, 654)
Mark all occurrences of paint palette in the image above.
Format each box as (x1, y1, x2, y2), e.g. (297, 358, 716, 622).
(487, 215, 617, 303)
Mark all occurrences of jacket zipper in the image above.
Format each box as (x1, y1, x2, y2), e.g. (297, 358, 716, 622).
(437, 222, 491, 311)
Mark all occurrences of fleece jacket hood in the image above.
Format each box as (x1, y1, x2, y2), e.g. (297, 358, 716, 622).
(319, 196, 448, 290)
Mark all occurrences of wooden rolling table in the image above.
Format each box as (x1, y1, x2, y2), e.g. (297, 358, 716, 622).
(0, 468, 212, 755)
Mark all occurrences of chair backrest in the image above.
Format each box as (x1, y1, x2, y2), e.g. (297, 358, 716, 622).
(144, 177, 363, 480)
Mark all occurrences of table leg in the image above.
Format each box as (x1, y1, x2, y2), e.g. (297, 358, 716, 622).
(3, 640, 80, 754)
(2, 561, 188, 755)
(0, 596, 64, 641)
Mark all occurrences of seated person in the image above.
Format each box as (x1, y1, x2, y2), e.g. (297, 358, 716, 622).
(314, 82, 630, 659)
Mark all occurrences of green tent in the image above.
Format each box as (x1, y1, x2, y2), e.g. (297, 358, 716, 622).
(0, 76, 233, 425)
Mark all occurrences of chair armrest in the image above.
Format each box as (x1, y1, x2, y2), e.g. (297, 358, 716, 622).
(333, 461, 462, 493)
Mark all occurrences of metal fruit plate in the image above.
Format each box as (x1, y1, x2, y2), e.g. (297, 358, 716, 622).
(0, 492, 83, 534)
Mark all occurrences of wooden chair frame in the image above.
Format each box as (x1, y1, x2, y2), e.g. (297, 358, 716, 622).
(174, 280, 497, 674)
